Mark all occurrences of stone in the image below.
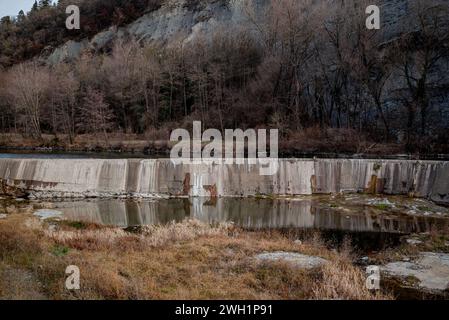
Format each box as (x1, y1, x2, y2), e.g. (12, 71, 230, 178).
(406, 238, 423, 245)
(254, 251, 328, 269)
(382, 252, 449, 291)
(46, 40, 89, 65)
(34, 209, 63, 220)
(0, 213, 7, 219)
(358, 256, 370, 265)
(89, 28, 116, 51)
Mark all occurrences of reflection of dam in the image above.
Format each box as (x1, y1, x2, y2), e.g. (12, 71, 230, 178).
(52, 198, 445, 234)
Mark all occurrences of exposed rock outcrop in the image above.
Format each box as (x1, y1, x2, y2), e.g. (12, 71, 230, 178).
(382, 252, 449, 292)
(255, 252, 328, 269)
(39, 0, 449, 121)
(46, 39, 90, 65)
(44, 0, 266, 64)
(43, 0, 419, 65)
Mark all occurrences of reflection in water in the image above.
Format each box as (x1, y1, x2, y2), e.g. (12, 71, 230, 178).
(50, 197, 448, 234)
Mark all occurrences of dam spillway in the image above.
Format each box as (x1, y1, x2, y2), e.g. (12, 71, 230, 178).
(0, 158, 448, 205)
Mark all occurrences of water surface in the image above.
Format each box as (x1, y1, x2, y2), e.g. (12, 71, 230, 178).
(29, 195, 449, 234)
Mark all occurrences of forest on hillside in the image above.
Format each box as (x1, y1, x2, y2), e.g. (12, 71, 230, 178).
(0, 0, 448, 155)
(0, 0, 160, 67)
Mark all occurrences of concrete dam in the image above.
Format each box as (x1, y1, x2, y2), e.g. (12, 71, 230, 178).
(0, 158, 448, 205)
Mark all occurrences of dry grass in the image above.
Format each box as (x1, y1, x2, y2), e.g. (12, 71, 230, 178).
(0, 133, 169, 153)
(310, 240, 389, 300)
(280, 127, 403, 155)
(1, 130, 403, 156)
(44, 219, 234, 251)
(0, 265, 46, 300)
(0, 214, 393, 300)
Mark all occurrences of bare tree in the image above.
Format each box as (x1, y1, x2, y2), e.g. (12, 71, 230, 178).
(102, 40, 142, 133)
(344, 0, 393, 138)
(392, 0, 449, 147)
(5, 62, 50, 139)
(136, 43, 163, 131)
(79, 87, 114, 144)
(50, 64, 80, 144)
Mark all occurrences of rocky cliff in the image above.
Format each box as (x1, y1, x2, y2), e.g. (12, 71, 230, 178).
(45, 0, 412, 64)
(46, 0, 265, 64)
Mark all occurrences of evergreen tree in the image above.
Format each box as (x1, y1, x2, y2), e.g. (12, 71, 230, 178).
(31, 1, 39, 12)
(17, 10, 26, 23)
(39, 0, 51, 8)
(0, 16, 11, 25)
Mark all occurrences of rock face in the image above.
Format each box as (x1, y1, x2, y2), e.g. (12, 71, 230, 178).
(382, 252, 449, 292)
(0, 158, 448, 203)
(44, 0, 268, 64)
(255, 252, 328, 269)
(46, 40, 89, 65)
(40, 0, 448, 122)
(380, 0, 409, 41)
(43, 0, 413, 64)
(126, 0, 268, 43)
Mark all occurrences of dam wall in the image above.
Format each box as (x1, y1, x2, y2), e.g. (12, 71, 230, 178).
(0, 158, 448, 204)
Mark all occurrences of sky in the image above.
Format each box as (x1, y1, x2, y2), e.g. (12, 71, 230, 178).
(0, 0, 53, 18)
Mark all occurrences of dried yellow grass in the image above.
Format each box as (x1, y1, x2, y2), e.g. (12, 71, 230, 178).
(1, 214, 393, 300)
(46, 219, 233, 250)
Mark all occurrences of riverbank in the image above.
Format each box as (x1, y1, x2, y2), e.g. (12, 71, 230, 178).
(3, 132, 448, 159)
(0, 133, 171, 157)
(0, 210, 393, 300)
(0, 198, 449, 299)
(2, 206, 449, 300)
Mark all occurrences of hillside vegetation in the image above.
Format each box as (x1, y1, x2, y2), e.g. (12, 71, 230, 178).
(0, 0, 448, 154)
(0, 0, 161, 67)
